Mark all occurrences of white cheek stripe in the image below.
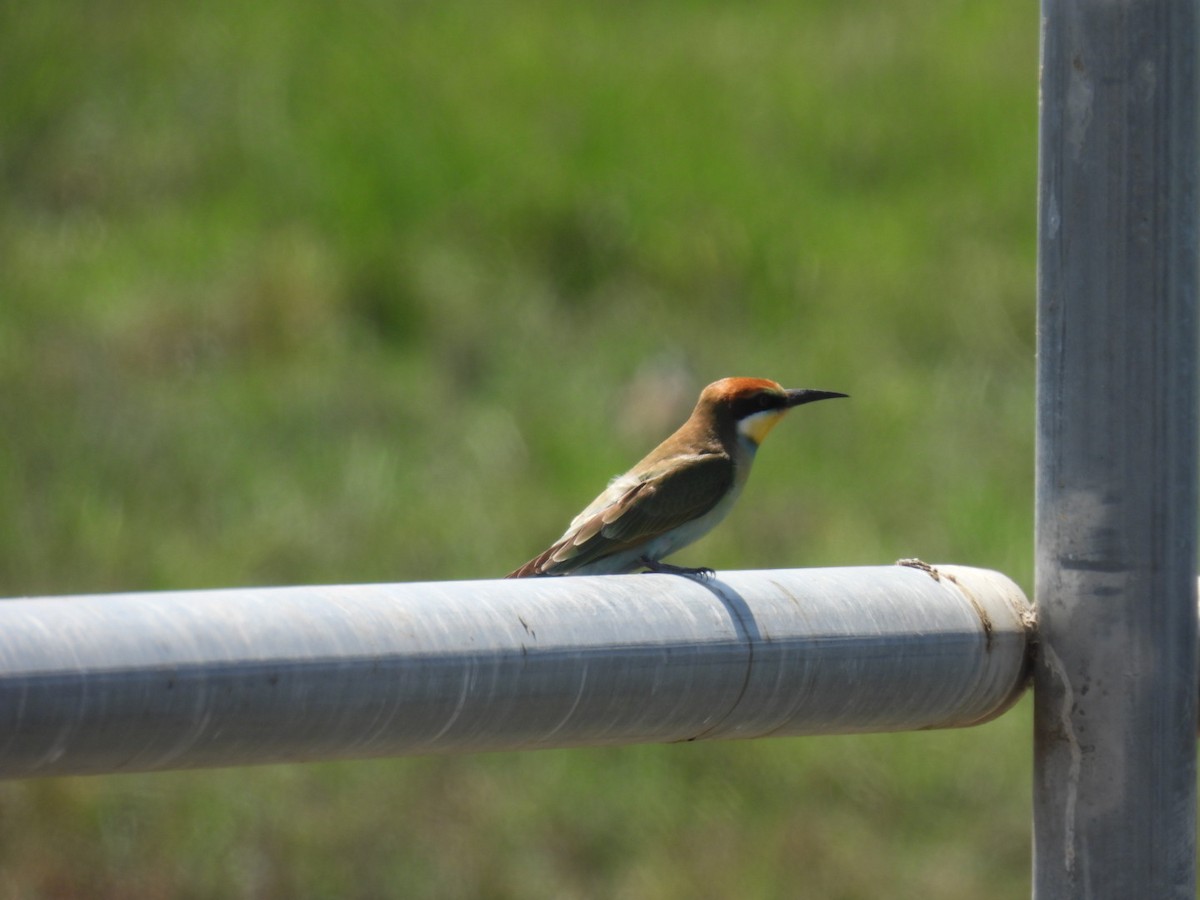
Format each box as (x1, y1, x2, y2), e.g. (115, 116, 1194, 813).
(737, 409, 784, 444)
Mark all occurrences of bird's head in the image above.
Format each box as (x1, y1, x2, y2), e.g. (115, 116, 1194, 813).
(698, 377, 848, 446)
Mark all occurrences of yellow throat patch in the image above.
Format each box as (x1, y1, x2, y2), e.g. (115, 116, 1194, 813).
(737, 409, 786, 445)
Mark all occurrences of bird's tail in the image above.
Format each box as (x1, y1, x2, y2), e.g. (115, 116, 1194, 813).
(505, 556, 544, 578)
(506, 546, 559, 578)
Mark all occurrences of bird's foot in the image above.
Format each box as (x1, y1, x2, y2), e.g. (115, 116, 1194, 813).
(638, 557, 715, 579)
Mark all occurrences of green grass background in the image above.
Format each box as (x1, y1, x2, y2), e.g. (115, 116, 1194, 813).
(0, 0, 1038, 896)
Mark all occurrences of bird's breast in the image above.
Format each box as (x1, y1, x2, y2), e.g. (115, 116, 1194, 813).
(640, 456, 753, 559)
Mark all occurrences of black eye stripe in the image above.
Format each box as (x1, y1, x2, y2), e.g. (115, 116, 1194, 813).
(733, 392, 783, 419)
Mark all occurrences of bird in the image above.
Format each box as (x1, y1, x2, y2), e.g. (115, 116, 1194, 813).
(507, 377, 847, 578)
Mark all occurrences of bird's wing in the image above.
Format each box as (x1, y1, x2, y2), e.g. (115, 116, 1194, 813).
(507, 452, 734, 576)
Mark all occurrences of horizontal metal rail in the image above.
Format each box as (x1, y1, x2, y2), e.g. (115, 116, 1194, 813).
(0, 565, 1033, 779)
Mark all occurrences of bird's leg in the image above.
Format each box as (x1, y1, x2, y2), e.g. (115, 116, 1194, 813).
(638, 557, 715, 579)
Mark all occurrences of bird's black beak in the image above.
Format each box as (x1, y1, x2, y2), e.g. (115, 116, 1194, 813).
(784, 389, 849, 408)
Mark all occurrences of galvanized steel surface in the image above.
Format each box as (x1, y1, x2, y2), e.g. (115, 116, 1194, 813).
(0, 565, 1031, 779)
(1035, 0, 1199, 894)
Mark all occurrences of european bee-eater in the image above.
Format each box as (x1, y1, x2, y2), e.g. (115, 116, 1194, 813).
(507, 377, 846, 578)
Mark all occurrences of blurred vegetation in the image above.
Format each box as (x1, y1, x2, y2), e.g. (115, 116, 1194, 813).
(0, 0, 1038, 896)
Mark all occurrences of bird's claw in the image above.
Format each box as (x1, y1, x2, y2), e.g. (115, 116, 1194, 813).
(638, 557, 716, 579)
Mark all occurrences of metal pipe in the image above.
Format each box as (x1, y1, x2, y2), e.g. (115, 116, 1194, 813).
(1034, 0, 1199, 894)
(0, 565, 1031, 779)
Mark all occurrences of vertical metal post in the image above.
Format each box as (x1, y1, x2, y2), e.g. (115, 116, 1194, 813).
(1035, 0, 1198, 896)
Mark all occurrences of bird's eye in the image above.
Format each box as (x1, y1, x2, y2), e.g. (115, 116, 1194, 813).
(756, 393, 774, 410)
